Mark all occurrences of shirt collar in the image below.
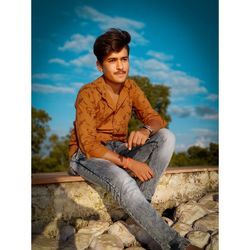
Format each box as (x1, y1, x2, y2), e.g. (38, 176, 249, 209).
(95, 75, 130, 111)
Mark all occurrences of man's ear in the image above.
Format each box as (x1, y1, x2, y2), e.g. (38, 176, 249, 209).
(96, 61, 103, 72)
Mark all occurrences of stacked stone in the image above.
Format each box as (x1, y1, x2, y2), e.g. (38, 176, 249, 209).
(32, 192, 218, 250)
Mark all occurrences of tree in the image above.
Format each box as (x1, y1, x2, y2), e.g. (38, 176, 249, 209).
(128, 76, 171, 132)
(207, 143, 219, 165)
(169, 143, 219, 167)
(32, 107, 51, 154)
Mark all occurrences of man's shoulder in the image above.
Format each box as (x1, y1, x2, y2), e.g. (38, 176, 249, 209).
(77, 78, 101, 96)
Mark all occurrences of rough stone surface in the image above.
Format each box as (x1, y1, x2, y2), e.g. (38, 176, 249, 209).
(126, 248, 145, 250)
(152, 171, 218, 213)
(172, 222, 193, 237)
(32, 169, 219, 250)
(162, 217, 174, 226)
(32, 235, 59, 250)
(186, 230, 210, 248)
(193, 213, 219, 232)
(205, 233, 219, 250)
(90, 234, 124, 250)
(174, 200, 208, 225)
(77, 220, 110, 236)
(65, 232, 94, 250)
(32, 170, 218, 232)
(56, 225, 75, 241)
(108, 221, 137, 247)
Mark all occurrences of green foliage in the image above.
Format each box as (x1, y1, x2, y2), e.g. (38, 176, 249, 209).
(32, 134, 70, 173)
(32, 107, 51, 154)
(32, 106, 70, 173)
(128, 76, 171, 132)
(169, 143, 219, 167)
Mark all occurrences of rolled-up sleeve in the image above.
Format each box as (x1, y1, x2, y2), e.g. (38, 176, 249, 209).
(75, 88, 109, 159)
(131, 81, 167, 128)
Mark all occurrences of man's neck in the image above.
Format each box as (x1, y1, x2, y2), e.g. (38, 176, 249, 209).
(103, 77, 124, 94)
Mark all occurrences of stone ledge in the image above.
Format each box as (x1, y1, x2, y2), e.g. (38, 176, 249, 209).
(32, 167, 219, 235)
(32, 166, 218, 185)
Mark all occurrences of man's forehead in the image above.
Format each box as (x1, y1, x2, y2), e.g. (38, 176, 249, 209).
(106, 48, 128, 59)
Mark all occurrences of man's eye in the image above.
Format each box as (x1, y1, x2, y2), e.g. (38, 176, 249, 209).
(122, 58, 128, 61)
(109, 59, 116, 62)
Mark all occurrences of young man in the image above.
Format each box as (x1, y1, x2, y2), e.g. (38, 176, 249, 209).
(69, 28, 201, 250)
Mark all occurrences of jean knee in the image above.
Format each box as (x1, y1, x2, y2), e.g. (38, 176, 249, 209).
(158, 128, 176, 146)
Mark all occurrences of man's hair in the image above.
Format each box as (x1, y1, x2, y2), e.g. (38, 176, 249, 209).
(93, 28, 131, 63)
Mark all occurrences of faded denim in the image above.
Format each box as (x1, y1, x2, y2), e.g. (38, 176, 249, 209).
(69, 128, 189, 250)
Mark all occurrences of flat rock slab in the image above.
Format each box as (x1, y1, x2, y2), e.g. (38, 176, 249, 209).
(32, 235, 59, 250)
(90, 234, 124, 250)
(193, 213, 218, 232)
(186, 230, 210, 248)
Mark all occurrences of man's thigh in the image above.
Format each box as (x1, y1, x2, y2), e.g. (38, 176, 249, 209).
(76, 157, 136, 192)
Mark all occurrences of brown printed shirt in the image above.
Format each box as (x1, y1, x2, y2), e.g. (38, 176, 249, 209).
(69, 76, 167, 159)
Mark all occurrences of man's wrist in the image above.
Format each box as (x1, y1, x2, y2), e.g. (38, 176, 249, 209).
(140, 127, 151, 137)
(122, 156, 132, 169)
(142, 124, 154, 136)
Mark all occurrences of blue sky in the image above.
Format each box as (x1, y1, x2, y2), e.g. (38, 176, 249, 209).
(32, 0, 218, 152)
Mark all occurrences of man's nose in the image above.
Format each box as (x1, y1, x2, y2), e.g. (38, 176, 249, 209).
(116, 60, 123, 70)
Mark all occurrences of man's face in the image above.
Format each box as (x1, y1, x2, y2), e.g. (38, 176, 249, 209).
(97, 47, 129, 84)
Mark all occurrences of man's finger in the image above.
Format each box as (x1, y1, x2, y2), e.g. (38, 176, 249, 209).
(128, 131, 135, 150)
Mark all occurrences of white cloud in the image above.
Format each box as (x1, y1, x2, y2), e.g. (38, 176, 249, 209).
(170, 104, 218, 120)
(192, 128, 218, 147)
(48, 58, 70, 66)
(76, 6, 148, 45)
(32, 73, 69, 81)
(195, 105, 218, 120)
(170, 106, 194, 118)
(147, 50, 174, 61)
(69, 53, 96, 67)
(206, 94, 218, 101)
(48, 53, 96, 69)
(32, 83, 74, 94)
(59, 33, 95, 53)
(131, 56, 207, 97)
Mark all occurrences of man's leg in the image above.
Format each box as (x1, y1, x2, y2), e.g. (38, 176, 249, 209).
(119, 128, 176, 202)
(69, 150, 188, 250)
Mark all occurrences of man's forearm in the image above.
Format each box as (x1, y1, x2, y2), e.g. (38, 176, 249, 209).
(102, 149, 126, 168)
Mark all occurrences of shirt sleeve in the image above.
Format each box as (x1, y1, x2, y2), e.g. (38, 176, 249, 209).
(75, 88, 109, 159)
(131, 81, 167, 128)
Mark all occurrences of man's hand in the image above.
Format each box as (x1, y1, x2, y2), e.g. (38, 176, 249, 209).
(127, 128, 150, 150)
(127, 158, 154, 182)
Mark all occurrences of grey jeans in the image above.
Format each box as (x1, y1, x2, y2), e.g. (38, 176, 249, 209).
(69, 128, 189, 250)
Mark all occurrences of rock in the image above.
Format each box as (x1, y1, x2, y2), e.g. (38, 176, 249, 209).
(71, 217, 89, 231)
(108, 221, 137, 247)
(174, 200, 208, 225)
(172, 222, 192, 237)
(193, 213, 218, 232)
(162, 217, 174, 226)
(42, 220, 62, 239)
(198, 192, 218, 204)
(90, 234, 124, 250)
(126, 248, 146, 250)
(200, 200, 219, 213)
(110, 208, 128, 222)
(56, 225, 75, 241)
(205, 233, 218, 250)
(63, 232, 94, 250)
(186, 230, 210, 248)
(77, 220, 110, 236)
(32, 235, 59, 250)
(152, 172, 212, 209)
(198, 193, 219, 213)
